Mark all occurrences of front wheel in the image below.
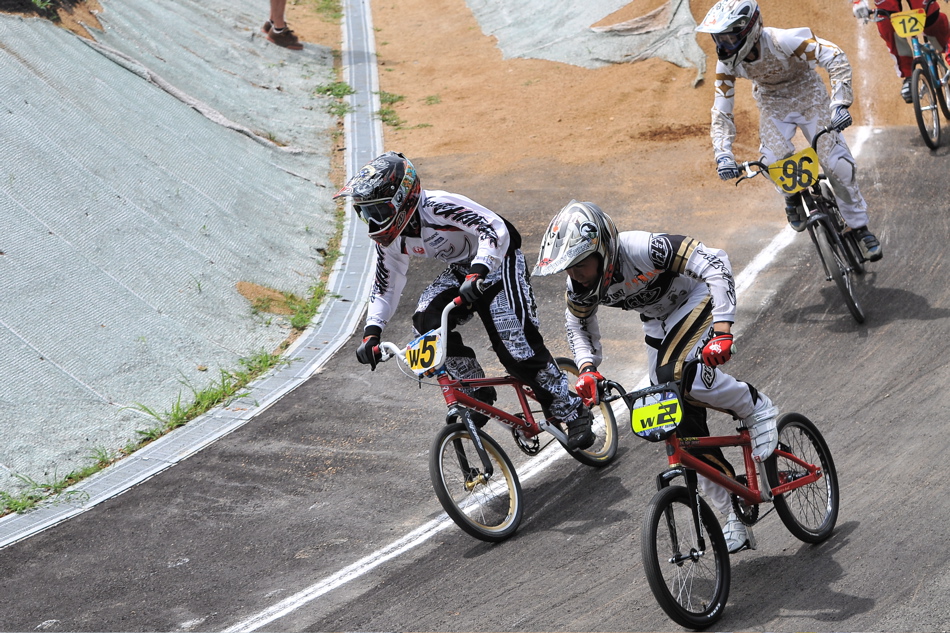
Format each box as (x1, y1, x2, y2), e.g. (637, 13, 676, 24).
(811, 220, 865, 323)
(641, 485, 730, 629)
(912, 65, 941, 149)
(556, 357, 619, 467)
(429, 422, 523, 542)
(932, 53, 950, 118)
(765, 413, 840, 543)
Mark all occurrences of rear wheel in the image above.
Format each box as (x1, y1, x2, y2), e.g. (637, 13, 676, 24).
(765, 413, 839, 543)
(556, 357, 619, 467)
(912, 65, 941, 149)
(811, 220, 865, 323)
(642, 485, 730, 629)
(429, 422, 523, 542)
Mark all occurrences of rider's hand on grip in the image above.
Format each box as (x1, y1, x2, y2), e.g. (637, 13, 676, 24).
(575, 367, 604, 406)
(459, 273, 486, 304)
(716, 154, 740, 181)
(851, 0, 870, 20)
(831, 106, 852, 131)
(356, 335, 381, 370)
(701, 333, 734, 367)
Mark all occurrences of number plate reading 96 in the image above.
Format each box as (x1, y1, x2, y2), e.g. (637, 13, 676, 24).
(405, 331, 444, 376)
(767, 147, 820, 194)
(630, 391, 683, 442)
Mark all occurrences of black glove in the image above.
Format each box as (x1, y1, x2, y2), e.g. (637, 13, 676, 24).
(356, 335, 380, 370)
(459, 273, 486, 304)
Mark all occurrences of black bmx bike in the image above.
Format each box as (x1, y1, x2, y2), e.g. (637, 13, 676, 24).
(736, 126, 868, 323)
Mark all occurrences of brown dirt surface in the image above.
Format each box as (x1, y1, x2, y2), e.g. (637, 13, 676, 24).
(286, 0, 911, 251)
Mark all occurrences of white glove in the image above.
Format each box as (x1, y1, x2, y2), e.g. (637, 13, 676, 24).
(716, 154, 740, 180)
(852, 0, 870, 20)
(831, 105, 853, 131)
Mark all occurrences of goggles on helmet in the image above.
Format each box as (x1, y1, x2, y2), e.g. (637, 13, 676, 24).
(354, 199, 396, 231)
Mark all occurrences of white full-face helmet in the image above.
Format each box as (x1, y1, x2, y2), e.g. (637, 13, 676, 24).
(696, 0, 763, 67)
(533, 200, 619, 305)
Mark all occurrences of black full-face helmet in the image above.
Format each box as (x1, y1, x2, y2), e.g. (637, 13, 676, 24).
(334, 151, 421, 246)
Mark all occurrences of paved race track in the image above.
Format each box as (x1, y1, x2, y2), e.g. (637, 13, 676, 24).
(1, 128, 949, 631)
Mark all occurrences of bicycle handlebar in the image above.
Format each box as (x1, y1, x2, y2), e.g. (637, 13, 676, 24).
(376, 295, 465, 364)
(735, 125, 835, 186)
(599, 357, 704, 408)
(867, 0, 938, 23)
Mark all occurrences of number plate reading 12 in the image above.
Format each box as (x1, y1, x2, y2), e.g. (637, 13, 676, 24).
(891, 9, 925, 39)
(767, 147, 820, 194)
(405, 331, 444, 376)
(630, 391, 683, 441)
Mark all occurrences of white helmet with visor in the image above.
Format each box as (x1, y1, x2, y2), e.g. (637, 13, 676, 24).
(696, 0, 762, 67)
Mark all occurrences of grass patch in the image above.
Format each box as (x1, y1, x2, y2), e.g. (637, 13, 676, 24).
(314, 81, 355, 117)
(307, 0, 343, 22)
(0, 352, 288, 517)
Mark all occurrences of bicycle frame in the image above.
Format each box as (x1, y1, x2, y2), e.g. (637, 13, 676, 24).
(377, 297, 571, 458)
(601, 362, 825, 509)
(434, 373, 567, 444)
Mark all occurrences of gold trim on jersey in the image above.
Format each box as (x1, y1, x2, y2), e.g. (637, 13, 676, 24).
(669, 237, 699, 275)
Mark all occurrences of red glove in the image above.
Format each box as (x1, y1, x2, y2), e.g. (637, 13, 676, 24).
(701, 332, 734, 367)
(575, 368, 604, 406)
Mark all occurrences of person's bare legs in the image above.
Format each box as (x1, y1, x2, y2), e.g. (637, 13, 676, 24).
(269, 0, 288, 30)
(263, 0, 302, 50)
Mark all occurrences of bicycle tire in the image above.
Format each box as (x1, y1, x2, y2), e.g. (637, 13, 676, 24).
(429, 422, 523, 542)
(931, 51, 950, 118)
(812, 220, 865, 323)
(912, 65, 941, 149)
(641, 485, 730, 629)
(820, 184, 866, 276)
(764, 413, 839, 544)
(555, 357, 619, 467)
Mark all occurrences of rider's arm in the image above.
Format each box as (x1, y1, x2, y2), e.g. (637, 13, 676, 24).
(778, 27, 854, 108)
(646, 233, 738, 326)
(365, 241, 410, 333)
(565, 300, 603, 371)
(710, 61, 739, 160)
(426, 191, 512, 274)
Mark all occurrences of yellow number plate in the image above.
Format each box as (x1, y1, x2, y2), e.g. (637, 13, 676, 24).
(631, 391, 683, 441)
(405, 332, 443, 375)
(767, 147, 820, 194)
(891, 9, 926, 39)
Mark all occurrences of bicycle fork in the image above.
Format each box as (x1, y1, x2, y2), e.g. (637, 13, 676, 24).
(658, 468, 709, 562)
(447, 405, 494, 486)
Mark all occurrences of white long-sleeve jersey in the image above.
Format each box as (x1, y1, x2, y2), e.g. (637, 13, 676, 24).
(564, 231, 736, 368)
(711, 26, 854, 158)
(366, 189, 513, 332)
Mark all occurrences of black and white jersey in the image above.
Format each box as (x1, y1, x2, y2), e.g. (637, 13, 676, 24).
(564, 231, 736, 368)
(366, 189, 513, 331)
